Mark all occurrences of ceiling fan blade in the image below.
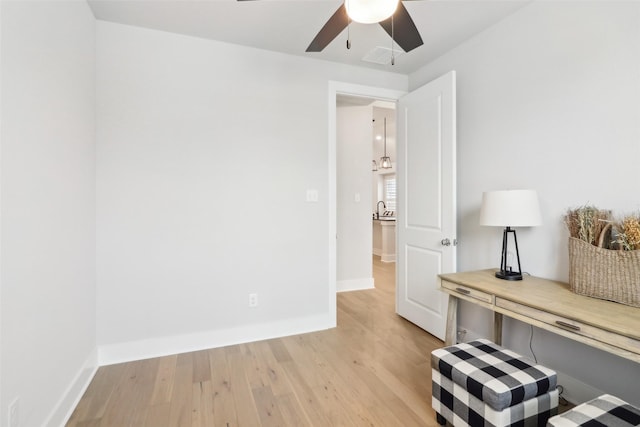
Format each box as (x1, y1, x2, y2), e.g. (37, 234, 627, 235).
(379, 2, 423, 53)
(306, 4, 349, 52)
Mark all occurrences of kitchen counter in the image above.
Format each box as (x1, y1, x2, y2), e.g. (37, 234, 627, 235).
(372, 219, 396, 262)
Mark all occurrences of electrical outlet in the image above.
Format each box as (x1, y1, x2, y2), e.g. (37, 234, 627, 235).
(9, 397, 19, 427)
(248, 293, 258, 308)
(306, 189, 318, 203)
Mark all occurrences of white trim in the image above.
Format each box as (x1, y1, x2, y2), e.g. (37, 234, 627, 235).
(328, 81, 406, 328)
(380, 254, 396, 263)
(98, 313, 332, 366)
(0, 0, 4, 414)
(337, 277, 375, 292)
(46, 348, 99, 427)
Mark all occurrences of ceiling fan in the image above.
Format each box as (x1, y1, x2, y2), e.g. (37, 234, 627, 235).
(238, 0, 423, 54)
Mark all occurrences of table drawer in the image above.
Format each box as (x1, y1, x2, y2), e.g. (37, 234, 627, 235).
(441, 280, 494, 304)
(496, 298, 640, 354)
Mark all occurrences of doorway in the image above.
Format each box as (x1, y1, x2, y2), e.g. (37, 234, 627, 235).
(329, 73, 457, 341)
(328, 82, 406, 327)
(371, 106, 397, 265)
(335, 97, 397, 293)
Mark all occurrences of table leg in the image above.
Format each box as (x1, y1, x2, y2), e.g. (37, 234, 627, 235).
(445, 295, 458, 346)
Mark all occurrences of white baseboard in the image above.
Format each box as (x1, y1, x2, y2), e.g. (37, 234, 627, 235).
(98, 313, 333, 366)
(337, 277, 374, 292)
(380, 253, 396, 262)
(373, 248, 396, 262)
(46, 347, 98, 427)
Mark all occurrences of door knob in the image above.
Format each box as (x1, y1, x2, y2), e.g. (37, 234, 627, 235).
(441, 238, 451, 246)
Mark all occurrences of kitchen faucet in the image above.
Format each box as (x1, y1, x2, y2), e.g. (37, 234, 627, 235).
(376, 201, 386, 219)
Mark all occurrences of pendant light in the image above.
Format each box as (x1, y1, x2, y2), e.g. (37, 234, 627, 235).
(346, 0, 399, 24)
(380, 117, 392, 169)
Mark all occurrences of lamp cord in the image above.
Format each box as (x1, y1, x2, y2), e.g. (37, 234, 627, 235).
(528, 298, 568, 406)
(529, 324, 537, 363)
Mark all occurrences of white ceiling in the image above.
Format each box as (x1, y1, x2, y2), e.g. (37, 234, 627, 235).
(87, 0, 532, 75)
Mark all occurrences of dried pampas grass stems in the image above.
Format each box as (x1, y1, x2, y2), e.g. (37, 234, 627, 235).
(615, 214, 640, 251)
(564, 206, 612, 247)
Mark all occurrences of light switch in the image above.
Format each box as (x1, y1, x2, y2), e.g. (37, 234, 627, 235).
(354, 193, 361, 203)
(306, 189, 319, 202)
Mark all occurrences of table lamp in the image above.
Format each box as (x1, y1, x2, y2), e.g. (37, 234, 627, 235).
(479, 190, 542, 281)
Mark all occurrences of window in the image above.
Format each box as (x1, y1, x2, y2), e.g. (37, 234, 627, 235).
(383, 175, 396, 213)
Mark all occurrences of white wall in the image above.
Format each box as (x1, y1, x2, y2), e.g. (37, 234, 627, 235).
(410, 1, 640, 405)
(96, 21, 407, 363)
(337, 105, 374, 291)
(0, 1, 97, 426)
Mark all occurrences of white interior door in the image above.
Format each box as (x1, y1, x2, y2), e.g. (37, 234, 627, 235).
(396, 71, 456, 341)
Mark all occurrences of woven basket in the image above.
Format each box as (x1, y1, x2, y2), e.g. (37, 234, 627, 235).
(568, 236, 640, 307)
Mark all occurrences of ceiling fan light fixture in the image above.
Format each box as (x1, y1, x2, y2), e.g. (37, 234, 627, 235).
(345, 0, 399, 24)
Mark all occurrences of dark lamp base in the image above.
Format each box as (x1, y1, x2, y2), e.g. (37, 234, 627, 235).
(495, 270, 523, 281)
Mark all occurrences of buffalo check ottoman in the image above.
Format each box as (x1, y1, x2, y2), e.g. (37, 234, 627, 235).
(431, 339, 559, 427)
(547, 394, 640, 426)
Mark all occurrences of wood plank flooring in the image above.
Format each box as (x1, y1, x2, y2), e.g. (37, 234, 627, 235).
(67, 257, 444, 426)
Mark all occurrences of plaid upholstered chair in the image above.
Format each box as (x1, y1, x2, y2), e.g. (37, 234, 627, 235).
(431, 339, 559, 426)
(547, 394, 640, 427)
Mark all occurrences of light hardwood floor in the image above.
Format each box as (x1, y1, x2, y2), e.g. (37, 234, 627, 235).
(67, 257, 444, 426)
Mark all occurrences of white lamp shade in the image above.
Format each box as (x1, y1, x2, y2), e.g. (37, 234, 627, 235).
(479, 190, 542, 227)
(345, 0, 399, 24)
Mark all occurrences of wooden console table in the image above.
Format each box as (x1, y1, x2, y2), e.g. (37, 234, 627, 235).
(438, 269, 640, 363)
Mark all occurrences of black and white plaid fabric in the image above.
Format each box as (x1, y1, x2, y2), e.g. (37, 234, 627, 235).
(432, 369, 559, 427)
(431, 339, 557, 411)
(547, 394, 640, 427)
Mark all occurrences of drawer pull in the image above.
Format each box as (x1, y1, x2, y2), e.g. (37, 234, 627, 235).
(455, 287, 471, 295)
(555, 320, 581, 331)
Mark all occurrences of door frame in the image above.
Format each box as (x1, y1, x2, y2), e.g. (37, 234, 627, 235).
(328, 81, 406, 326)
